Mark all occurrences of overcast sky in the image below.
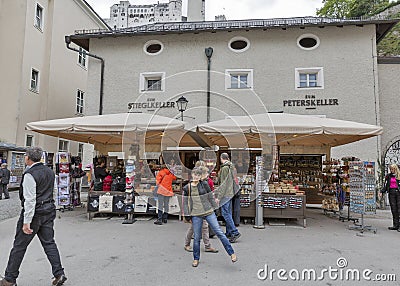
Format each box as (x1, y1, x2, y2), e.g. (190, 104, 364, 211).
(86, 0, 324, 21)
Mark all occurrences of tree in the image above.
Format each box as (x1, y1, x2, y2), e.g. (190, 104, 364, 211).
(316, 0, 353, 18)
(317, 0, 390, 18)
(348, 0, 389, 17)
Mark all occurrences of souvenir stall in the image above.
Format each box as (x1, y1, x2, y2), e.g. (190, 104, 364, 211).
(26, 112, 201, 220)
(196, 113, 383, 226)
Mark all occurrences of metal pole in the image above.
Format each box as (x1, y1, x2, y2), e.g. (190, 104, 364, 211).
(181, 111, 184, 121)
(205, 47, 213, 123)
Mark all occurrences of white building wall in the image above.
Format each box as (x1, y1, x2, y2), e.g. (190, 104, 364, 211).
(378, 62, 400, 158)
(85, 24, 380, 161)
(0, 0, 108, 159)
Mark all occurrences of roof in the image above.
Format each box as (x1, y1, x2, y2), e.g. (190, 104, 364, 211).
(69, 16, 400, 50)
(378, 56, 400, 64)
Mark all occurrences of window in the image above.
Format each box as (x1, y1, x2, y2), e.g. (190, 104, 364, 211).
(140, 72, 165, 92)
(295, 67, 324, 89)
(76, 90, 84, 114)
(58, 140, 69, 152)
(30, 69, 39, 92)
(297, 34, 320, 50)
(143, 40, 163, 55)
(225, 69, 253, 90)
(78, 143, 84, 158)
(147, 79, 162, 91)
(228, 37, 250, 53)
(35, 3, 43, 30)
(78, 47, 87, 68)
(26, 135, 34, 147)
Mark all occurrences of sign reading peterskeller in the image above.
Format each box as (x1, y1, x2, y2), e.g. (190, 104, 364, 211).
(283, 95, 339, 110)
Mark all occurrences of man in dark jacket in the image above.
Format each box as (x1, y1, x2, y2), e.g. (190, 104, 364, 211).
(0, 163, 11, 199)
(216, 153, 241, 243)
(0, 147, 67, 286)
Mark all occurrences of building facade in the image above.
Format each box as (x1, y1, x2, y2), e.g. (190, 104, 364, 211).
(69, 17, 399, 164)
(105, 0, 185, 29)
(0, 0, 108, 180)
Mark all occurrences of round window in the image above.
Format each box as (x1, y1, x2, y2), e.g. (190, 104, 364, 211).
(297, 34, 320, 50)
(228, 37, 250, 53)
(143, 40, 163, 55)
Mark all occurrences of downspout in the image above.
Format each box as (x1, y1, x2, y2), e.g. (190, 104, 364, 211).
(65, 36, 105, 115)
(205, 47, 213, 122)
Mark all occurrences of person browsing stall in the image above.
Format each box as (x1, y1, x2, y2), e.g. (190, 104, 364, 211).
(154, 164, 176, 225)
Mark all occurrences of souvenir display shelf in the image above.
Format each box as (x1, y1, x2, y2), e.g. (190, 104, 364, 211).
(256, 155, 306, 227)
(348, 161, 377, 234)
(279, 155, 322, 204)
(56, 152, 74, 212)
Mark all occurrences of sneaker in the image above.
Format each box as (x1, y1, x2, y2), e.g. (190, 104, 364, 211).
(184, 245, 193, 252)
(388, 226, 398, 230)
(0, 278, 17, 286)
(52, 274, 67, 286)
(205, 247, 219, 253)
(229, 233, 241, 243)
(163, 219, 167, 224)
(154, 220, 163, 225)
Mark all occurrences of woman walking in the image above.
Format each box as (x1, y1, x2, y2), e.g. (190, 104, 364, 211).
(380, 164, 400, 231)
(183, 167, 237, 267)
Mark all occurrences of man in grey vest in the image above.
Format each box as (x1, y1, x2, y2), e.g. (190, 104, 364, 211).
(0, 147, 67, 286)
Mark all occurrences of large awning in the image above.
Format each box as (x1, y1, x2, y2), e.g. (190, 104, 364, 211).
(196, 113, 383, 149)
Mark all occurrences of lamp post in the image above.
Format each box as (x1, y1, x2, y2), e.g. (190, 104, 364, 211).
(176, 96, 188, 121)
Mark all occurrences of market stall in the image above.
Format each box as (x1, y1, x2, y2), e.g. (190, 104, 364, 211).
(26, 113, 202, 219)
(196, 113, 383, 226)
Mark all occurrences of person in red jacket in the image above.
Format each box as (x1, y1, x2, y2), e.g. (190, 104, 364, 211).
(154, 164, 176, 225)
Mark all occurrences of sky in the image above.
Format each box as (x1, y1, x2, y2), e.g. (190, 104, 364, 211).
(85, 0, 324, 21)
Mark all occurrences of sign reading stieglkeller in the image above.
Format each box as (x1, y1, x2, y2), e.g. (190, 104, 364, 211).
(283, 95, 339, 110)
(128, 98, 176, 111)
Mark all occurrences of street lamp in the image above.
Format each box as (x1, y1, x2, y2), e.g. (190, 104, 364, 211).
(176, 96, 188, 121)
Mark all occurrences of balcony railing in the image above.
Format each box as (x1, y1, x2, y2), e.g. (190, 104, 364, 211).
(74, 15, 396, 36)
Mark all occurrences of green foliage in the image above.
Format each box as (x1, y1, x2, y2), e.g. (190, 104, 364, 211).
(317, 0, 400, 55)
(348, 0, 390, 17)
(316, 0, 353, 18)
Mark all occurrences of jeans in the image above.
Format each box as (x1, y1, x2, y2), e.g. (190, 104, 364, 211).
(157, 195, 170, 221)
(0, 183, 9, 198)
(4, 209, 64, 283)
(232, 194, 241, 225)
(192, 213, 234, 261)
(389, 189, 400, 228)
(220, 197, 240, 237)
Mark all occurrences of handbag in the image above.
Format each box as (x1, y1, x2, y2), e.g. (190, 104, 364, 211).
(94, 179, 103, 191)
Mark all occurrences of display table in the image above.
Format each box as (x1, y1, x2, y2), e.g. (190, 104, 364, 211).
(87, 190, 182, 220)
(261, 194, 306, 227)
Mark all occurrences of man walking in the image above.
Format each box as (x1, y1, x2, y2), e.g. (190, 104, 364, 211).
(216, 153, 241, 243)
(0, 163, 10, 199)
(0, 147, 67, 286)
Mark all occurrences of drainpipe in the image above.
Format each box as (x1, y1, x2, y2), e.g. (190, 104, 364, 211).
(65, 36, 105, 115)
(205, 47, 213, 122)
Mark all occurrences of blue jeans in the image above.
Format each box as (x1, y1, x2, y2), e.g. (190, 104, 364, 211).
(192, 213, 234, 261)
(157, 195, 170, 220)
(220, 197, 240, 238)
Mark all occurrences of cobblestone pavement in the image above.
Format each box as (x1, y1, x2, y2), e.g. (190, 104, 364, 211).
(0, 190, 21, 221)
